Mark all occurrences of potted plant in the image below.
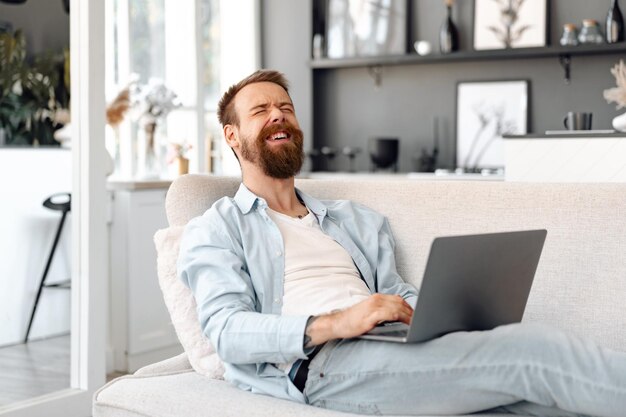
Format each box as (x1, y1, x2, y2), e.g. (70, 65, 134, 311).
(168, 141, 192, 176)
(0, 29, 69, 146)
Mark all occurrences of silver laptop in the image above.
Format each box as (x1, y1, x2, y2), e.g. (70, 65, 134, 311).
(359, 229, 547, 343)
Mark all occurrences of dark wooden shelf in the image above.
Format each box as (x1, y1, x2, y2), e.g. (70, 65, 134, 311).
(310, 42, 626, 69)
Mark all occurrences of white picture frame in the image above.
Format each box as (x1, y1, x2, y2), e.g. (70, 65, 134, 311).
(326, 0, 407, 59)
(456, 80, 529, 171)
(473, 0, 548, 50)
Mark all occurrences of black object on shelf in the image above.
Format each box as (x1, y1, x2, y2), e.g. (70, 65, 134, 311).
(607, 0, 625, 43)
(369, 138, 399, 172)
(342, 146, 362, 172)
(24, 193, 72, 344)
(440, 4, 459, 54)
(320, 146, 337, 171)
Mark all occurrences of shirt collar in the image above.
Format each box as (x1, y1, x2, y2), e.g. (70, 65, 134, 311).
(295, 188, 329, 223)
(233, 183, 329, 222)
(233, 183, 259, 214)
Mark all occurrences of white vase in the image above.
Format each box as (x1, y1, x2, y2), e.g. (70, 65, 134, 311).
(612, 112, 626, 132)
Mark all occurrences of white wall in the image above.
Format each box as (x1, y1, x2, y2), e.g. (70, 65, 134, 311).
(0, 148, 72, 346)
(261, 0, 313, 170)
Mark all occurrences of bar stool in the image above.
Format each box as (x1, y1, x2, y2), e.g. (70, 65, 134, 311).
(24, 192, 71, 343)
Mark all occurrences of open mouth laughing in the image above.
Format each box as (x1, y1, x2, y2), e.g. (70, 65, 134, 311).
(266, 130, 291, 143)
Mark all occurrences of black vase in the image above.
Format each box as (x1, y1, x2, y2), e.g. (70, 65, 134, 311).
(607, 0, 625, 43)
(440, 5, 459, 54)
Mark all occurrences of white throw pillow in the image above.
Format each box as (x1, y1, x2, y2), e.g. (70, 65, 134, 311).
(153, 226, 225, 379)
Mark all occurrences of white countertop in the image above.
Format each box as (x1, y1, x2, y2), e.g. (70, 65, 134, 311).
(504, 136, 626, 182)
(107, 177, 174, 190)
(300, 172, 504, 181)
(105, 171, 505, 190)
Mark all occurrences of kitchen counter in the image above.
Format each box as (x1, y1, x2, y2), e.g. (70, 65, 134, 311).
(504, 132, 626, 139)
(504, 133, 626, 182)
(107, 177, 173, 191)
(106, 172, 506, 190)
(299, 171, 505, 181)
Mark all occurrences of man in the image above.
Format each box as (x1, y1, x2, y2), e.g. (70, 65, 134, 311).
(178, 70, 626, 416)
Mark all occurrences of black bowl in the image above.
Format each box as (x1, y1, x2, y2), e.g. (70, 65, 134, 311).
(369, 138, 399, 169)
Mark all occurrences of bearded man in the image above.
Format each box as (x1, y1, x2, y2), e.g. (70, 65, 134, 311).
(178, 70, 626, 416)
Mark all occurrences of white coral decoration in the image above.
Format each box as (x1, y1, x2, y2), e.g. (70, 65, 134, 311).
(604, 60, 626, 109)
(132, 78, 181, 122)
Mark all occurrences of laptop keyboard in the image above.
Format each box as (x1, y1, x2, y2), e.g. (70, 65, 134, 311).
(367, 322, 409, 336)
(375, 330, 408, 338)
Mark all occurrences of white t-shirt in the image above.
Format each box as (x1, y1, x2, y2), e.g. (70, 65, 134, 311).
(266, 208, 371, 373)
(267, 208, 371, 317)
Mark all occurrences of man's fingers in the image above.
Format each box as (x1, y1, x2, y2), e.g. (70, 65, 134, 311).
(374, 295, 414, 325)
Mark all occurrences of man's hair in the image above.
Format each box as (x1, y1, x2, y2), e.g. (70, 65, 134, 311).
(217, 70, 291, 128)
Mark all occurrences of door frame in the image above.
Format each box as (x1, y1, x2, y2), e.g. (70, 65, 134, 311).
(0, 0, 107, 415)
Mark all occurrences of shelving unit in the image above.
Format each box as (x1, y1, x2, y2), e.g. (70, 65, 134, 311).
(311, 42, 626, 85)
(310, 42, 626, 70)
(303, 1, 626, 172)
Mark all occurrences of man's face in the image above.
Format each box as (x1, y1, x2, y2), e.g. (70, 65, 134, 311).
(230, 82, 304, 179)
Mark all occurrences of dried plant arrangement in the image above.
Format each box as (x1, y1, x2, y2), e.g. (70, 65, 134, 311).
(604, 60, 626, 109)
(106, 87, 131, 127)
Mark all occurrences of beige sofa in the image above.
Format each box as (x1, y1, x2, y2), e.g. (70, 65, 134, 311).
(93, 175, 626, 417)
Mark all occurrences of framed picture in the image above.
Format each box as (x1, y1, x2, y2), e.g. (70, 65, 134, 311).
(326, 0, 407, 59)
(455, 80, 529, 171)
(473, 0, 548, 50)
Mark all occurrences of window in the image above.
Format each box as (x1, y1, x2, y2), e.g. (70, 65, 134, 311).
(105, 0, 258, 177)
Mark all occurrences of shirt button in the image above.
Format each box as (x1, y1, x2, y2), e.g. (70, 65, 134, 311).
(274, 298, 280, 304)
(276, 251, 282, 257)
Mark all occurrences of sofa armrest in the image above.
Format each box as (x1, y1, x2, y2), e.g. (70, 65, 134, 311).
(134, 353, 192, 377)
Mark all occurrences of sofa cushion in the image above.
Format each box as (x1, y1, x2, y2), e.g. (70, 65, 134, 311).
(93, 366, 515, 417)
(154, 226, 225, 379)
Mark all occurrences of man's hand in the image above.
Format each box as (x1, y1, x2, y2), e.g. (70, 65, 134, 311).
(304, 294, 413, 348)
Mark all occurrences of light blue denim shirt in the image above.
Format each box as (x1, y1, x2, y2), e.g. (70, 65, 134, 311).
(178, 183, 419, 403)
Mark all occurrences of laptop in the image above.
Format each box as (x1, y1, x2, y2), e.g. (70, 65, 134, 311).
(359, 229, 547, 343)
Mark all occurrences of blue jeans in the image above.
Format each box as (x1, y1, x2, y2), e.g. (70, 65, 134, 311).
(303, 323, 626, 416)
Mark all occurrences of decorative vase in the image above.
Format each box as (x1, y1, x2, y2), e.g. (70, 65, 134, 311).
(607, 0, 625, 43)
(440, 4, 459, 54)
(137, 119, 161, 179)
(177, 156, 189, 176)
(612, 111, 626, 132)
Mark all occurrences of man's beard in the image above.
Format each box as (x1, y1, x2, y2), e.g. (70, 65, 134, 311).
(240, 122, 305, 179)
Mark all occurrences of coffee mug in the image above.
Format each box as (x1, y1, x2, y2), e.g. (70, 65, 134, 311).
(563, 112, 593, 130)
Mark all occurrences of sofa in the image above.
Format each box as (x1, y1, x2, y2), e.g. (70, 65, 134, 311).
(93, 175, 626, 417)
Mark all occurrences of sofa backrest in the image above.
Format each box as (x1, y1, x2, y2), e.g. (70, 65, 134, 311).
(166, 174, 626, 353)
